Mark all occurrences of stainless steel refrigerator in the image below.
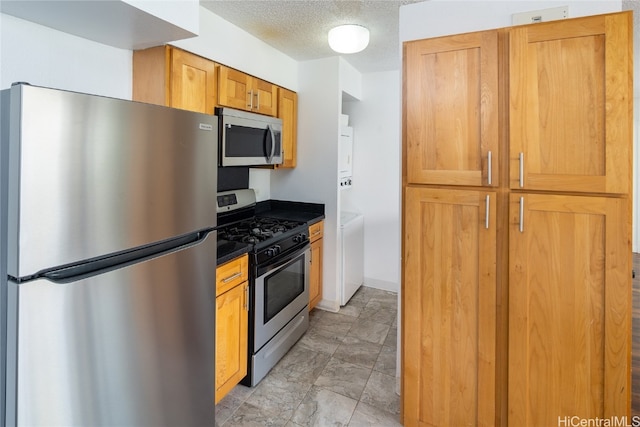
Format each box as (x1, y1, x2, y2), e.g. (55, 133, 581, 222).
(0, 84, 218, 426)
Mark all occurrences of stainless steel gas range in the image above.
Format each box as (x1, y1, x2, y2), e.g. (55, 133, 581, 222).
(217, 189, 310, 386)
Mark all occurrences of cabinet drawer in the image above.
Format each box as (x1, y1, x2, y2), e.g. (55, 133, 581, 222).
(309, 221, 324, 243)
(216, 254, 248, 296)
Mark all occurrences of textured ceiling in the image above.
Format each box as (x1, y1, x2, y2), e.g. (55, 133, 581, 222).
(199, 0, 423, 73)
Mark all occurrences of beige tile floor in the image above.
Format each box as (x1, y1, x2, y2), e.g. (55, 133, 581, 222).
(215, 286, 401, 427)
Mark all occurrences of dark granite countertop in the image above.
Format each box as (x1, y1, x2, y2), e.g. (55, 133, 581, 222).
(216, 239, 251, 266)
(256, 199, 325, 225)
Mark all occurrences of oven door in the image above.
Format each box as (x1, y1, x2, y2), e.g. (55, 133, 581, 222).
(254, 244, 310, 351)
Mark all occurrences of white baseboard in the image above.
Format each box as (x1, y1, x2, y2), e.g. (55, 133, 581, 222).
(315, 299, 340, 313)
(363, 277, 399, 293)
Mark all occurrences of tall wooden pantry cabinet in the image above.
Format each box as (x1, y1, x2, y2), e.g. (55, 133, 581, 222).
(401, 11, 632, 427)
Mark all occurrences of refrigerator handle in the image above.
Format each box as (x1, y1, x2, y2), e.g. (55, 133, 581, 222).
(35, 230, 212, 284)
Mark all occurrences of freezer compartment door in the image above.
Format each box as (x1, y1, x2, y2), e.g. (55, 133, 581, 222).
(6, 84, 218, 278)
(6, 235, 216, 427)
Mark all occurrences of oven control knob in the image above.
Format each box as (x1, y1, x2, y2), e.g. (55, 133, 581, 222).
(293, 234, 304, 243)
(266, 245, 282, 257)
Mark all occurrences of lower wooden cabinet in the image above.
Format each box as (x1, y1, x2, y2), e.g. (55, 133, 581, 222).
(402, 187, 497, 426)
(309, 221, 324, 310)
(215, 254, 249, 404)
(508, 193, 630, 425)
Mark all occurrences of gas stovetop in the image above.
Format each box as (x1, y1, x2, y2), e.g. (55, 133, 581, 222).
(217, 189, 310, 264)
(218, 217, 307, 245)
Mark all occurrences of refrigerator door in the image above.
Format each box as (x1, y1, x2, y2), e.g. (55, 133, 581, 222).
(5, 234, 216, 427)
(4, 85, 218, 279)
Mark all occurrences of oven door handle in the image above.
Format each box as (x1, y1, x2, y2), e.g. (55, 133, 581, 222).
(257, 243, 310, 278)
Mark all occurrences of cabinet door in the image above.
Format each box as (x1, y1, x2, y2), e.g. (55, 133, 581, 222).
(252, 78, 278, 116)
(403, 187, 497, 426)
(170, 48, 217, 114)
(508, 193, 630, 425)
(404, 30, 499, 187)
(218, 65, 252, 111)
(309, 237, 323, 310)
(276, 88, 298, 168)
(509, 12, 632, 194)
(215, 282, 248, 404)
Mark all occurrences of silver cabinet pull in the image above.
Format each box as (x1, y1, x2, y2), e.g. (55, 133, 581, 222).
(244, 285, 249, 311)
(248, 90, 253, 109)
(519, 152, 524, 188)
(222, 272, 242, 283)
(485, 195, 490, 229)
(519, 197, 524, 233)
(255, 91, 260, 110)
(487, 151, 492, 185)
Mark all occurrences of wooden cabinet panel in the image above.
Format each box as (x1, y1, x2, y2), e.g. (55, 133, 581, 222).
(252, 78, 278, 116)
(217, 66, 251, 111)
(404, 30, 499, 187)
(276, 88, 298, 168)
(132, 45, 170, 107)
(216, 254, 249, 297)
(215, 280, 248, 404)
(403, 187, 497, 426)
(217, 65, 278, 116)
(309, 221, 324, 310)
(309, 221, 323, 243)
(509, 12, 632, 194)
(132, 46, 217, 115)
(170, 48, 217, 114)
(508, 193, 630, 425)
(215, 254, 249, 404)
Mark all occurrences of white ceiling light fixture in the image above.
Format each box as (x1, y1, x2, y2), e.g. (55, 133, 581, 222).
(328, 24, 370, 54)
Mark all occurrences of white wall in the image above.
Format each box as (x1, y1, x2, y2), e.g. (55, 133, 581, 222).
(0, 14, 132, 98)
(172, 7, 298, 91)
(401, 1, 622, 41)
(342, 71, 401, 292)
(1, 6, 302, 203)
(271, 56, 343, 311)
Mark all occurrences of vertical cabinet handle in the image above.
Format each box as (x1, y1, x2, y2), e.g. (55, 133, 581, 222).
(487, 151, 492, 185)
(248, 90, 254, 109)
(519, 197, 524, 233)
(519, 152, 524, 188)
(255, 91, 260, 110)
(244, 285, 248, 311)
(485, 195, 490, 229)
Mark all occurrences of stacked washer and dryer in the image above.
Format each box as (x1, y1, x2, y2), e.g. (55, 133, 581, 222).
(338, 115, 364, 305)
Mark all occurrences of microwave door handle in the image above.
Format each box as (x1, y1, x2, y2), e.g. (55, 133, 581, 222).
(266, 124, 276, 162)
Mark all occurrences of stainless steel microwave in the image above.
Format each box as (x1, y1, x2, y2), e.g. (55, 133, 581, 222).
(217, 107, 283, 166)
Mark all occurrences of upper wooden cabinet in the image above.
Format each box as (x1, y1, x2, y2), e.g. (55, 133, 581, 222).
(404, 30, 499, 187)
(276, 88, 298, 169)
(217, 65, 278, 116)
(133, 46, 217, 115)
(509, 12, 632, 194)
